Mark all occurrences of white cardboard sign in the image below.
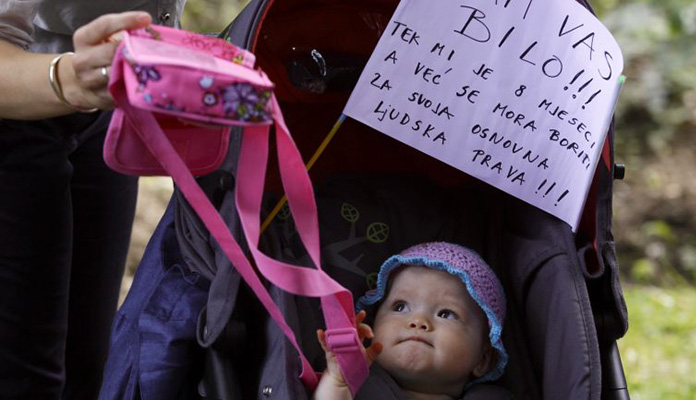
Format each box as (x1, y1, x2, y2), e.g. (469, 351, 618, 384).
(343, 0, 624, 231)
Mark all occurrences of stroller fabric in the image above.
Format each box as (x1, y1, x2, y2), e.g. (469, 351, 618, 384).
(102, 172, 598, 399)
(357, 363, 514, 400)
(100, 202, 208, 399)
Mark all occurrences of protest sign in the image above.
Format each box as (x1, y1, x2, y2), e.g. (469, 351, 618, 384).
(343, 0, 624, 231)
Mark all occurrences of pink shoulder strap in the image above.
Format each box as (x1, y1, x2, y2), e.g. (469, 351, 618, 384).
(234, 96, 369, 395)
(112, 83, 369, 395)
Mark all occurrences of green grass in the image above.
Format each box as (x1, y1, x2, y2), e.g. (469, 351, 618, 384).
(618, 285, 696, 399)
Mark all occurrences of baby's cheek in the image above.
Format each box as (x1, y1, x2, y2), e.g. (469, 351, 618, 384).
(370, 319, 391, 344)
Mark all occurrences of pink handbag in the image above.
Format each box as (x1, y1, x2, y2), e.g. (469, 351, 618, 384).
(104, 26, 266, 176)
(105, 25, 369, 395)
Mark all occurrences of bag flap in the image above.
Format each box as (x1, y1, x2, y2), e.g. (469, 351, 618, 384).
(122, 27, 274, 89)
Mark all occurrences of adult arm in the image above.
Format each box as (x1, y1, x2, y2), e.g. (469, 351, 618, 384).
(0, 11, 151, 120)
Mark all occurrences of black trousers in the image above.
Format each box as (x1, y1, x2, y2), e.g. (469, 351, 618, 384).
(0, 112, 138, 399)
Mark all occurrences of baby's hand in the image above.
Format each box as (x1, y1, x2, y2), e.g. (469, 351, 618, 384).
(315, 310, 383, 394)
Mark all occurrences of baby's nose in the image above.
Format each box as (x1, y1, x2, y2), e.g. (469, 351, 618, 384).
(409, 317, 431, 331)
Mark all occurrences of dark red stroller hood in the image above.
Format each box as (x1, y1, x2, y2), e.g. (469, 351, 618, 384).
(226, 0, 619, 271)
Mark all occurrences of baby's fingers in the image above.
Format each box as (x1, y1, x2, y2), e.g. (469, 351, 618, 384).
(316, 329, 328, 352)
(365, 341, 383, 365)
(355, 309, 367, 325)
(357, 322, 374, 342)
(356, 310, 375, 342)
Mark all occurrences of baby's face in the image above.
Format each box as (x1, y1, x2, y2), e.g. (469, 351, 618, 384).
(372, 266, 491, 397)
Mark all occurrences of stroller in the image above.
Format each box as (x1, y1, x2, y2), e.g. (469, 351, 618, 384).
(100, 0, 631, 399)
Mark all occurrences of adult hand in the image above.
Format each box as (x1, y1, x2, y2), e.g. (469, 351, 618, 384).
(63, 11, 152, 110)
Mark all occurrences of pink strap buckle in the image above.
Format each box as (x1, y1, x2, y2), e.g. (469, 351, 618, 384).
(324, 326, 369, 395)
(325, 327, 361, 354)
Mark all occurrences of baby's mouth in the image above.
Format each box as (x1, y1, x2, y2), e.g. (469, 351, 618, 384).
(400, 336, 433, 347)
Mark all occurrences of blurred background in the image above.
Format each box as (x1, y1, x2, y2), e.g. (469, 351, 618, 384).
(123, 0, 695, 398)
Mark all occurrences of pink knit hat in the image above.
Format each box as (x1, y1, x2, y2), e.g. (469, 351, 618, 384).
(356, 242, 507, 383)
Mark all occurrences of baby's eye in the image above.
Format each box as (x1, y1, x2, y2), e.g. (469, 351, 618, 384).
(437, 309, 459, 320)
(392, 302, 407, 312)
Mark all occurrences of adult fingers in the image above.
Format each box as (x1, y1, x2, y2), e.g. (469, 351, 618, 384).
(91, 87, 116, 110)
(71, 41, 120, 89)
(74, 12, 151, 48)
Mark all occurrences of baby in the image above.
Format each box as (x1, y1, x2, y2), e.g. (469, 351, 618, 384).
(313, 242, 507, 400)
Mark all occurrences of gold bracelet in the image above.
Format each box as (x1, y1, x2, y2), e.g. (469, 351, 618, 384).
(48, 52, 99, 113)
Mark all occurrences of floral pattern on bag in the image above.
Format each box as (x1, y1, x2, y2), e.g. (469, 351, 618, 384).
(127, 61, 271, 122)
(221, 83, 272, 122)
(133, 65, 162, 89)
